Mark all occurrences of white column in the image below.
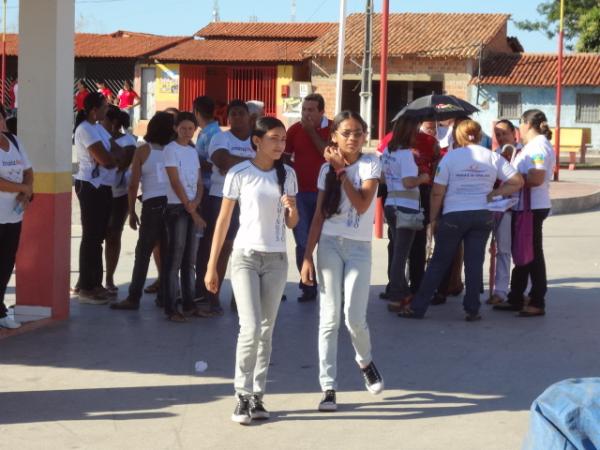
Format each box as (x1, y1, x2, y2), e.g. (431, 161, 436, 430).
(15, 0, 74, 321)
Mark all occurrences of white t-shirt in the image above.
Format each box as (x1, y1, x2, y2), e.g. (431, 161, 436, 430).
(208, 130, 255, 197)
(111, 134, 138, 198)
(512, 135, 555, 210)
(0, 135, 32, 224)
(381, 147, 420, 210)
(317, 153, 381, 242)
(163, 141, 200, 205)
(434, 144, 517, 214)
(223, 160, 298, 252)
(74, 121, 112, 188)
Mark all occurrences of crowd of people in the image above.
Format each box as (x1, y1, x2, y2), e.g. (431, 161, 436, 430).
(0, 87, 555, 425)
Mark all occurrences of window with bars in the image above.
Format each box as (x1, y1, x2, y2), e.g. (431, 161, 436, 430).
(576, 93, 600, 123)
(498, 92, 522, 119)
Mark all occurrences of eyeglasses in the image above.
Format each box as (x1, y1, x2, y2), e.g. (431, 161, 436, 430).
(337, 130, 365, 139)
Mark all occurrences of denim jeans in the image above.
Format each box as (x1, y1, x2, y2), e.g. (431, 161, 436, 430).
(293, 191, 318, 295)
(410, 210, 493, 317)
(0, 222, 21, 318)
(508, 209, 550, 309)
(317, 235, 373, 391)
(384, 206, 417, 301)
(195, 195, 240, 300)
(493, 212, 512, 298)
(75, 180, 112, 290)
(231, 249, 288, 397)
(127, 196, 167, 303)
(163, 204, 201, 316)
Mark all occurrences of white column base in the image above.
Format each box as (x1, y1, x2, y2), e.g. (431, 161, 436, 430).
(13, 305, 52, 323)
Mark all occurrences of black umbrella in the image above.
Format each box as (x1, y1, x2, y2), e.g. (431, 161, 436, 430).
(391, 94, 479, 122)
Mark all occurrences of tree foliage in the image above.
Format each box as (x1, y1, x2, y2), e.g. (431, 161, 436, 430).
(514, 0, 600, 52)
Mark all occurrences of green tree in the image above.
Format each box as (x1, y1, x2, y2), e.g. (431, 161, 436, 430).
(514, 0, 600, 52)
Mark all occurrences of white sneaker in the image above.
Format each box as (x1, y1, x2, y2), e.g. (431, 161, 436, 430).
(0, 316, 22, 329)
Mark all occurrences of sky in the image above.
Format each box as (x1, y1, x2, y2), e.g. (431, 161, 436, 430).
(3, 0, 559, 53)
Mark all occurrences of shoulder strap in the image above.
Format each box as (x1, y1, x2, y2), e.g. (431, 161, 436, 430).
(3, 131, 20, 154)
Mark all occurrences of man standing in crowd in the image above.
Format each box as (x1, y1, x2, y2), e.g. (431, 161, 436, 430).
(204, 100, 255, 313)
(284, 93, 331, 302)
(193, 96, 222, 301)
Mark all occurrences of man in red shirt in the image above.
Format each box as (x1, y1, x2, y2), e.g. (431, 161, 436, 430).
(74, 80, 89, 112)
(284, 93, 331, 302)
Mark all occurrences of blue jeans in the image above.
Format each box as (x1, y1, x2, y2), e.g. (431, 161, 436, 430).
(411, 210, 493, 317)
(317, 235, 373, 391)
(293, 191, 318, 295)
(163, 204, 201, 316)
(384, 206, 417, 301)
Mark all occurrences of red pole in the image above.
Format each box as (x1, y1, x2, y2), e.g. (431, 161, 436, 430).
(554, 0, 565, 181)
(374, 0, 389, 239)
(1, 0, 6, 108)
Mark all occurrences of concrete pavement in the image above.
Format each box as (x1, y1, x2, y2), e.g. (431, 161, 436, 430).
(1, 188, 600, 449)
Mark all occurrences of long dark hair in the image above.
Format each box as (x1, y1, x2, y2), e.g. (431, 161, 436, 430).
(252, 116, 287, 195)
(74, 91, 105, 131)
(388, 116, 420, 151)
(144, 112, 175, 146)
(521, 109, 552, 140)
(321, 110, 367, 219)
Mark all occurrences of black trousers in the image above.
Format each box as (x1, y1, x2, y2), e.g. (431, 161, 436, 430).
(75, 180, 112, 291)
(508, 208, 550, 308)
(409, 184, 431, 293)
(0, 221, 22, 318)
(127, 196, 167, 303)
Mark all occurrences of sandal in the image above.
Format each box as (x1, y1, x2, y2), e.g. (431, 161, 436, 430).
(209, 305, 224, 316)
(397, 307, 424, 319)
(517, 306, 545, 317)
(144, 279, 160, 294)
(167, 312, 186, 322)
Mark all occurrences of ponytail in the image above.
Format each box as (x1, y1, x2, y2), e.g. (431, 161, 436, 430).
(521, 109, 553, 141)
(274, 159, 286, 195)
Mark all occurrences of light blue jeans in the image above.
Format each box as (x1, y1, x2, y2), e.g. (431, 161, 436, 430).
(317, 234, 373, 391)
(231, 249, 288, 397)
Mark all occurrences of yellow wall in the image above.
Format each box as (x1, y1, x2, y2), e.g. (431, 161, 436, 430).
(276, 65, 293, 111)
(155, 63, 180, 111)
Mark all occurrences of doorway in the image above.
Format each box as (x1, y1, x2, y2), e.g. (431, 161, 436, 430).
(141, 67, 156, 120)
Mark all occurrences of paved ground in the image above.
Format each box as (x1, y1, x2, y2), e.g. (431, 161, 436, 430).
(2, 173, 600, 449)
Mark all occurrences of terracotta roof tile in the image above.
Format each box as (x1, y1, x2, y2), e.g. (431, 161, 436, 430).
(196, 22, 336, 40)
(473, 53, 600, 86)
(304, 13, 510, 59)
(5, 31, 189, 59)
(153, 38, 312, 62)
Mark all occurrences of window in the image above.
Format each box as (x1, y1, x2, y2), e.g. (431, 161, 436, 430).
(576, 93, 600, 123)
(498, 92, 522, 119)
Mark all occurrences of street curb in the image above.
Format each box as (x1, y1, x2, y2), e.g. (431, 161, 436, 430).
(551, 188, 600, 215)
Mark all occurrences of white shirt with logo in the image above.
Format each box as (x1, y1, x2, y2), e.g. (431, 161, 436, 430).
(317, 153, 381, 242)
(163, 141, 200, 205)
(223, 160, 298, 252)
(512, 135, 555, 210)
(111, 133, 138, 198)
(208, 130, 255, 197)
(0, 135, 32, 224)
(74, 121, 114, 188)
(381, 147, 420, 210)
(434, 144, 517, 214)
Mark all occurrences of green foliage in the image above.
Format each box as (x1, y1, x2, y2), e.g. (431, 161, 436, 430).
(514, 0, 600, 51)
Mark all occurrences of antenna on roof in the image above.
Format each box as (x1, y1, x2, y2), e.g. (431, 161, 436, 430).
(291, 0, 297, 22)
(249, 15, 258, 22)
(212, 0, 220, 22)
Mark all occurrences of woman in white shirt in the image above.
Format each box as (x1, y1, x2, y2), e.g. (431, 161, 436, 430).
(163, 112, 206, 322)
(102, 106, 136, 295)
(399, 119, 523, 321)
(301, 111, 383, 412)
(493, 110, 555, 317)
(73, 92, 122, 304)
(111, 112, 174, 311)
(381, 116, 430, 312)
(205, 116, 298, 425)
(0, 106, 33, 329)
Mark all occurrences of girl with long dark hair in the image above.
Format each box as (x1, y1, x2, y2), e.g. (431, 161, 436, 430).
(205, 116, 298, 425)
(301, 110, 383, 412)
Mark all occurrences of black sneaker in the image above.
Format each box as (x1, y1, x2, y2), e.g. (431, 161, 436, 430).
(361, 362, 384, 395)
(318, 389, 337, 412)
(231, 395, 251, 425)
(249, 395, 270, 420)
